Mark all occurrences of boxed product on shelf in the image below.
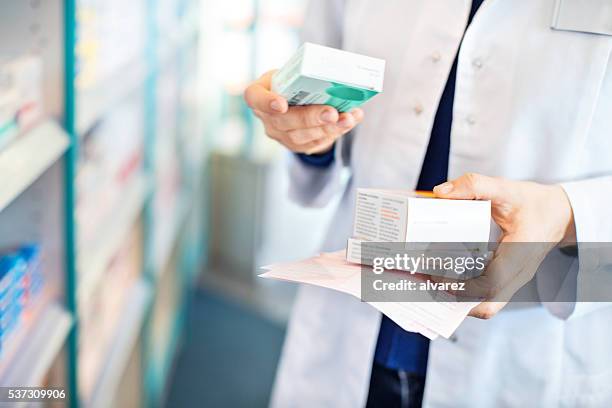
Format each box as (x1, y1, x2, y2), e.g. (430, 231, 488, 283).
(0, 244, 44, 358)
(0, 55, 44, 150)
(76, 0, 146, 89)
(156, 0, 199, 55)
(153, 65, 184, 254)
(76, 99, 144, 247)
(176, 48, 204, 185)
(79, 225, 142, 399)
(19, 245, 44, 308)
(157, 0, 182, 35)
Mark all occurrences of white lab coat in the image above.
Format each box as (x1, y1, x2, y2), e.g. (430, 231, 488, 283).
(271, 1, 612, 407)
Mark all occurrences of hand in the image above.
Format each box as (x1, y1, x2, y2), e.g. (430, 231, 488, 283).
(244, 70, 364, 154)
(432, 173, 576, 319)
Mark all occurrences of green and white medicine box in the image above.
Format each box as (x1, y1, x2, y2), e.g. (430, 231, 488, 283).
(272, 42, 385, 112)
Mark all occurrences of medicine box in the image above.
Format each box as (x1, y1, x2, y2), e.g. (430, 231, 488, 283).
(352, 189, 491, 243)
(0, 245, 43, 356)
(0, 55, 43, 149)
(272, 42, 385, 112)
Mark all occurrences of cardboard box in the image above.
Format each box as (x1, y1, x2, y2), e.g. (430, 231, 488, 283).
(0, 55, 43, 148)
(272, 42, 385, 112)
(352, 189, 491, 243)
(346, 189, 492, 276)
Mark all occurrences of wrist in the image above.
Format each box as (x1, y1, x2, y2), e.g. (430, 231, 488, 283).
(296, 144, 336, 168)
(305, 144, 335, 156)
(552, 185, 576, 244)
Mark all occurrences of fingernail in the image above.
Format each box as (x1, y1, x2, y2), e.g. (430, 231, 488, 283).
(351, 109, 363, 120)
(270, 100, 283, 112)
(434, 182, 454, 195)
(320, 110, 335, 123)
(338, 117, 353, 128)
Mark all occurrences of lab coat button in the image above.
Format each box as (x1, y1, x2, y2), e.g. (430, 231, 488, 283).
(472, 58, 483, 69)
(413, 104, 424, 115)
(431, 52, 441, 63)
(466, 115, 476, 125)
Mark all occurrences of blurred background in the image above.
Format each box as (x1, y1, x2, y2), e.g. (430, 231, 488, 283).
(0, 0, 340, 407)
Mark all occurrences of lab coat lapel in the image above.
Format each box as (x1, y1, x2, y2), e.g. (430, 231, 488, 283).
(359, 0, 472, 189)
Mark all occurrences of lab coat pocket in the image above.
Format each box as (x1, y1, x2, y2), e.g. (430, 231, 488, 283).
(552, 0, 612, 36)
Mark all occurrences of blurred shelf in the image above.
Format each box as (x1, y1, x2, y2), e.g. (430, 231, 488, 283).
(154, 191, 191, 276)
(158, 17, 199, 70)
(78, 175, 152, 306)
(0, 303, 72, 387)
(87, 279, 152, 408)
(77, 59, 149, 136)
(0, 120, 70, 213)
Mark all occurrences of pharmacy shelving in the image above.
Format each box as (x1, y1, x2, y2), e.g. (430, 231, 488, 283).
(140, 1, 205, 402)
(77, 174, 152, 306)
(0, 303, 72, 387)
(86, 279, 152, 408)
(158, 16, 200, 70)
(1, 0, 74, 403)
(0, 0, 206, 407)
(153, 190, 192, 276)
(76, 59, 149, 136)
(0, 121, 69, 212)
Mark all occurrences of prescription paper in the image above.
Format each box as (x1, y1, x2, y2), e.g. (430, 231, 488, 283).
(259, 251, 478, 340)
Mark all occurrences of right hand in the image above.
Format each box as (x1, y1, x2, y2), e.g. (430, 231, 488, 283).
(244, 70, 364, 155)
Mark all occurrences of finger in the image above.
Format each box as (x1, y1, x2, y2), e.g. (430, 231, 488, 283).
(350, 108, 365, 123)
(337, 111, 357, 129)
(430, 270, 500, 299)
(323, 109, 363, 136)
(428, 249, 506, 300)
(262, 122, 286, 141)
(286, 126, 330, 145)
(460, 241, 547, 300)
(468, 302, 507, 320)
(265, 105, 364, 132)
(288, 112, 361, 146)
(266, 120, 347, 151)
(302, 135, 337, 155)
(269, 105, 339, 131)
(244, 70, 288, 114)
(469, 243, 518, 297)
(325, 109, 363, 134)
(427, 275, 476, 298)
(457, 244, 522, 299)
(485, 240, 550, 299)
(265, 126, 335, 154)
(433, 173, 510, 203)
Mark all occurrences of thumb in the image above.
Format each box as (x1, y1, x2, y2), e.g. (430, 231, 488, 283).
(244, 70, 288, 114)
(433, 173, 509, 203)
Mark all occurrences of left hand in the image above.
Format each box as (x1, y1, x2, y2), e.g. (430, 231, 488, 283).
(432, 173, 576, 319)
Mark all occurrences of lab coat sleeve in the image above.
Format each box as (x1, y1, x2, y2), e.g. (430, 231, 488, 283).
(562, 176, 612, 242)
(288, 0, 349, 208)
(556, 176, 612, 318)
(288, 134, 352, 208)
